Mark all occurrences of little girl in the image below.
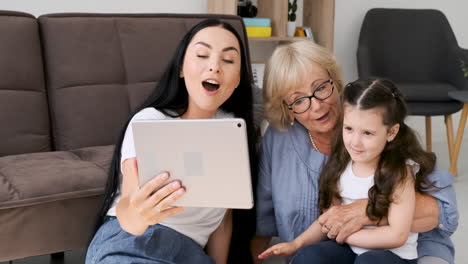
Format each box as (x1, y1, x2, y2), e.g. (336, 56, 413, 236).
(259, 78, 436, 264)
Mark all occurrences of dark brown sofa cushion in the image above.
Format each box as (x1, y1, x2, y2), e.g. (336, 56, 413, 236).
(0, 11, 51, 157)
(38, 13, 250, 151)
(0, 145, 112, 261)
(0, 145, 113, 209)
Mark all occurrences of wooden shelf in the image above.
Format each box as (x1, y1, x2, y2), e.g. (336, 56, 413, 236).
(207, 0, 335, 51)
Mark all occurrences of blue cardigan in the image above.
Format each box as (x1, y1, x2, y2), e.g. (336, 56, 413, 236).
(256, 122, 458, 264)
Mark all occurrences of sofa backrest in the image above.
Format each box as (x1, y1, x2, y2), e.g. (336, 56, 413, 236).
(38, 13, 250, 151)
(0, 11, 51, 157)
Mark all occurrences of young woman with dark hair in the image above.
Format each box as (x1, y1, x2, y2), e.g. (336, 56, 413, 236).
(86, 19, 258, 264)
(258, 78, 437, 264)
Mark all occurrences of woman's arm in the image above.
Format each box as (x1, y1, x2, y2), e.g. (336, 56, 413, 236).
(345, 167, 415, 249)
(422, 168, 459, 235)
(116, 158, 185, 235)
(206, 210, 233, 264)
(367, 169, 457, 234)
(376, 192, 439, 232)
(398, 192, 438, 232)
(319, 181, 441, 243)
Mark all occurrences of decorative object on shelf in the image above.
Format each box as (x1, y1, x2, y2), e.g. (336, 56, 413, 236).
(246, 26, 272, 37)
(243, 17, 272, 37)
(303, 26, 315, 42)
(293, 27, 314, 41)
(294, 27, 306, 37)
(287, 0, 297, 37)
(288, 0, 297, 22)
(237, 0, 258, 17)
(243, 17, 271, 27)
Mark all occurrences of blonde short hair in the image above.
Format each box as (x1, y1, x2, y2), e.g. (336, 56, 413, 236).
(263, 40, 344, 130)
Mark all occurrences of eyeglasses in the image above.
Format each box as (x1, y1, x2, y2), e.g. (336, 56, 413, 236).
(286, 79, 334, 114)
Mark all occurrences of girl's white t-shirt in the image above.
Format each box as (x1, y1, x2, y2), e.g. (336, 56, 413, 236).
(107, 107, 234, 247)
(338, 160, 420, 260)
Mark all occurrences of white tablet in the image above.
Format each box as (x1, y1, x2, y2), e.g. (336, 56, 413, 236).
(132, 118, 253, 209)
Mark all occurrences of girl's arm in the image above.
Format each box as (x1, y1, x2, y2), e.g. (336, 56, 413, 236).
(206, 210, 233, 264)
(377, 192, 439, 232)
(292, 219, 328, 249)
(346, 166, 415, 249)
(258, 220, 326, 259)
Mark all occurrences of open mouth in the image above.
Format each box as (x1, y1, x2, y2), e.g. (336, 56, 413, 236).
(317, 112, 329, 121)
(202, 80, 220, 91)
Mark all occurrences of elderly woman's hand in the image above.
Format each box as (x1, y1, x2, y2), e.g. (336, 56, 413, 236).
(318, 199, 372, 243)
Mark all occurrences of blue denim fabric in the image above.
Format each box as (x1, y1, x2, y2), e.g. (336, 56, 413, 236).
(291, 240, 416, 264)
(292, 240, 356, 264)
(256, 122, 458, 264)
(354, 250, 417, 264)
(86, 217, 215, 264)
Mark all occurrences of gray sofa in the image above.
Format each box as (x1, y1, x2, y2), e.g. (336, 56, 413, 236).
(0, 11, 253, 261)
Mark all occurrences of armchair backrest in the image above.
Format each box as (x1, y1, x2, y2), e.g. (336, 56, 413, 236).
(358, 8, 459, 82)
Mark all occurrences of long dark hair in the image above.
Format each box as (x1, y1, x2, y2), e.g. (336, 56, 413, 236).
(319, 78, 436, 221)
(96, 19, 258, 231)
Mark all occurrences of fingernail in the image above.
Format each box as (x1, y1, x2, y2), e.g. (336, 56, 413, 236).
(161, 173, 169, 179)
(176, 189, 185, 195)
(172, 181, 180, 188)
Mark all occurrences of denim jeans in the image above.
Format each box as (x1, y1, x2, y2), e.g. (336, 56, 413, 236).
(291, 240, 417, 264)
(86, 217, 215, 264)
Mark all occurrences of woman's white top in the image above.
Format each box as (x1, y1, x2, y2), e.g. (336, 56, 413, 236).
(338, 160, 420, 260)
(107, 107, 233, 247)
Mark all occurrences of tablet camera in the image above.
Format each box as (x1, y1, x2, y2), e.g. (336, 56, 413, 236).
(237, 123, 242, 128)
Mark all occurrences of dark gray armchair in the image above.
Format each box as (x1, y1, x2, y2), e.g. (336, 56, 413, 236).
(357, 8, 468, 170)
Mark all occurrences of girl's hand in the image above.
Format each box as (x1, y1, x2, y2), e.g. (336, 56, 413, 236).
(117, 158, 185, 234)
(257, 242, 299, 259)
(128, 171, 186, 226)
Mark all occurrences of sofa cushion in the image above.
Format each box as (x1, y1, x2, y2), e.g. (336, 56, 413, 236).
(0, 11, 51, 157)
(38, 14, 250, 151)
(0, 145, 113, 209)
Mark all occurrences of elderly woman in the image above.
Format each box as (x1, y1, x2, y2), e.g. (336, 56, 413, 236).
(252, 40, 458, 264)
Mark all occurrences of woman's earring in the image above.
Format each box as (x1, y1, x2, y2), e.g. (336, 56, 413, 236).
(290, 119, 295, 126)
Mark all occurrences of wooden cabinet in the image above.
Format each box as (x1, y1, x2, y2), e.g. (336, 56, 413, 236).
(207, 0, 335, 51)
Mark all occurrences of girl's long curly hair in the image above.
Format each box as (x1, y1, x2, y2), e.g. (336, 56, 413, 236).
(319, 78, 436, 221)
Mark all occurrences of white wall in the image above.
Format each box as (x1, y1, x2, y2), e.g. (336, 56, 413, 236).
(0, 0, 207, 16)
(334, 0, 468, 82)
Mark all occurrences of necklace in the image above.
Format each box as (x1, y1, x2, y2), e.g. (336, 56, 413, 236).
(308, 131, 320, 152)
